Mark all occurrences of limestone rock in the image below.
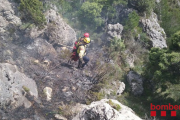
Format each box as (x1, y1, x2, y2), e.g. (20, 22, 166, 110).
(141, 12, 167, 48)
(127, 71, 143, 96)
(72, 99, 142, 120)
(0, 63, 38, 109)
(107, 23, 123, 40)
(45, 9, 77, 46)
(0, 0, 21, 26)
(156, 0, 161, 3)
(117, 82, 125, 95)
(0, 0, 21, 41)
(54, 114, 67, 120)
(126, 53, 135, 68)
(43, 87, 52, 101)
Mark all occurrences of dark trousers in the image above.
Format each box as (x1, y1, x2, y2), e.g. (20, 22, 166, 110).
(78, 55, 89, 68)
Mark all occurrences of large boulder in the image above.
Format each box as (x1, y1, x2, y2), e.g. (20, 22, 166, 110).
(0, 63, 38, 109)
(45, 9, 77, 46)
(107, 23, 123, 40)
(141, 12, 167, 48)
(0, 0, 21, 40)
(127, 71, 143, 96)
(72, 99, 142, 120)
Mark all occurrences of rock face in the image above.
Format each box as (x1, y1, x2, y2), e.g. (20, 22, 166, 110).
(107, 23, 123, 40)
(141, 12, 167, 48)
(117, 82, 125, 95)
(0, 63, 38, 109)
(0, 0, 21, 40)
(127, 71, 143, 96)
(116, 4, 134, 23)
(72, 99, 142, 120)
(45, 9, 77, 46)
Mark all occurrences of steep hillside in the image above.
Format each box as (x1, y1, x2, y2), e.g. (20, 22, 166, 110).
(1, 0, 180, 120)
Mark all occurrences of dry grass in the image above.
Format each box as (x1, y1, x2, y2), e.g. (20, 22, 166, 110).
(58, 102, 77, 119)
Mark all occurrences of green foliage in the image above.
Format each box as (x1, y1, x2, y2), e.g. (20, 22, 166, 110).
(128, 0, 155, 15)
(22, 86, 30, 92)
(58, 0, 72, 14)
(89, 0, 127, 7)
(107, 100, 121, 111)
(19, 0, 46, 27)
(158, 0, 180, 37)
(145, 47, 180, 84)
(78, 1, 103, 29)
(138, 33, 152, 49)
(88, 0, 128, 23)
(143, 47, 180, 119)
(169, 31, 180, 51)
(124, 11, 139, 31)
(110, 38, 125, 52)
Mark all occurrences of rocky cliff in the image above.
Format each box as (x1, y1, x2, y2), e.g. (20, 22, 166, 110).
(141, 12, 167, 48)
(0, 0, 162, 120)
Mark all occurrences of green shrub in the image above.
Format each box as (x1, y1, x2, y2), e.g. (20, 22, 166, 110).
(107, 100, 121, 111)
(110, 38, 125, 52)
(169, 31, 180, 51)
(124, 11, 139, 31)
(144, 47, 180, 85)
(78, 1, 103, 29)
(19, 0, 46, 27)
(22, 86, 30, 92)
(138, 33, 152, 49)
(159, 0, 180, 37)
(128, 0, 155, 15)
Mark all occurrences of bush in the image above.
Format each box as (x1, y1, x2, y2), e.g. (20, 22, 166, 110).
(78, 1, 103, 29)
(107, 100, 121, 111)
(159, 0, 180, 37)
(110, 38, 125, 52)
(128, 0, 155, 15)
(169, 31, 180, 51)
(19, 0, 46, 27)
(124, 11, 140, 31)
(145, 47, 180, 84)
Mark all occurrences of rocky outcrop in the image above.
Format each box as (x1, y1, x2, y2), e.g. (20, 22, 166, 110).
(155, 0, 161, 3)
(72, 99, 142, 120)
(0, 0, 21, 40)
(0, 63, 38, 109)
(117, 82, 125, 95)
(116, 4, 134, 23)
(107, 23, 123, 40)
(125, 49, 135, 68)
(45, 9, 77, 46)
(127, 71, 143, 96)
(141, 12, 167, 48)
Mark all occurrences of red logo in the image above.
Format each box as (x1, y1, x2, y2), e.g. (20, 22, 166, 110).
(150, 103, 178, 117)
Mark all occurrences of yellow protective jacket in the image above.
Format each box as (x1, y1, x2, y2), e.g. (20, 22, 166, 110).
(76, 43, 86, 59)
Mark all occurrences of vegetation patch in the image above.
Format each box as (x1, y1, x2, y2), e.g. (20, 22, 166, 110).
(22, 85, 30, 92)
(19, 0, 46, 28)
(107, 100, 121, 111)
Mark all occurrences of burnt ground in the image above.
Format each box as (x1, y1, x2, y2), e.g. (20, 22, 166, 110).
(0, 36, 106, 120)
